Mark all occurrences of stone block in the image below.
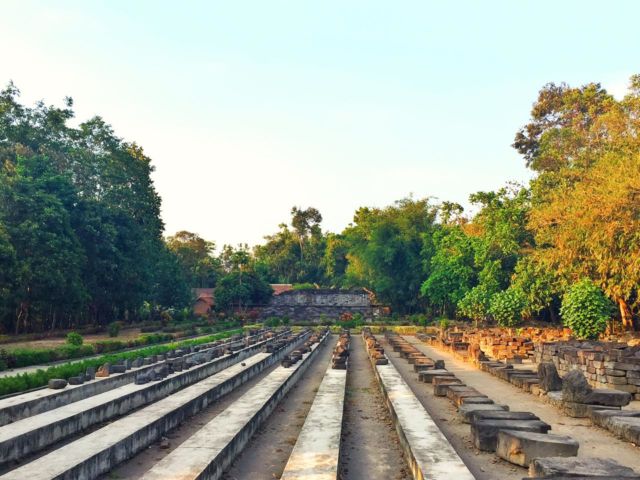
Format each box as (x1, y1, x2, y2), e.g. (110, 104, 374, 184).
(538, 362, 563, 392)
(562, 369, 591, 403)
(608, 416, 640, 444)
(496, 430, 578, 467)
(111, 364, 126, 374)
(68, 376, 84, 385)
(418, 369, 450, 383)
(590, 409, 640, 429)
(584, 388, 632, 406)
(529, 457, 640, 478)
(457, 403, 509, 423)
(85, 366, 96, 380)
(459, 396, 494, 405)
(48, 378, 68, 389)
(562, 402, 620, 418)
(469, 411, 539, 424)
(96, 363, 110, 377)
(471, 419, 551, 451)
(433, 377, 463, 396)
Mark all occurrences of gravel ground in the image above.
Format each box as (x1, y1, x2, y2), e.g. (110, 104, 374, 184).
(339, 335, 411, 480)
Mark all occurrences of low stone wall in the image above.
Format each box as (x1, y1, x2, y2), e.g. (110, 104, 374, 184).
(260, 289, 377, 321)
(534, 341, 640, 399)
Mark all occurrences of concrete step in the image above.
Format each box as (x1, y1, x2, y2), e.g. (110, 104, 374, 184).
(140, 332, 330, 480)
(0, 331, 312, 480)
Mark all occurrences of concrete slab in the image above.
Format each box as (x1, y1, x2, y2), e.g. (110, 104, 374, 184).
(0, 336, 279, 465)
(374, 360, 475, 480)
(608, 416, 640, 444)
(280, 363, 346, 479)
(0, 333, 268, 427)
(141, 334, 328, 480)
(0, 332, 314, 480)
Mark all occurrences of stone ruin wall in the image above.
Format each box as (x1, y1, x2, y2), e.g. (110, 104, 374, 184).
(432, 327, 640, 400)
(534, 341, 640, 400)
(260, 289, 376, 322)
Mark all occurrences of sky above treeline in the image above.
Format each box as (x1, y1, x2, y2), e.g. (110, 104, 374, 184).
(1, 1, 638, 248)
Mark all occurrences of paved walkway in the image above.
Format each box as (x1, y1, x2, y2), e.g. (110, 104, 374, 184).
(404, 336, 640, 472)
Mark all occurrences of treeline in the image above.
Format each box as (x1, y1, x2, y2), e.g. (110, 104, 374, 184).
(181, 75, 639, 331)
(2, 75, 639, 334)
(0, 83, 191, 333)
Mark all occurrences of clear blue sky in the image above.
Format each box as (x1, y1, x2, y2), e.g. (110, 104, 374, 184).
(1, 1, 637, 247)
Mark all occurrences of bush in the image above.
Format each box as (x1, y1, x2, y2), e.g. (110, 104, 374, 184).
(488, 288, 526, 327)
(66, 332, 83, 346)
(457, 286, 492, 325)
(107, 322, 121, 338)
(560, 279, 614, 340)
(438, 318, 450, 330)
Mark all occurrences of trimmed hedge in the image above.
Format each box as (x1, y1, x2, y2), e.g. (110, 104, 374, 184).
(0, 328, 243, 397)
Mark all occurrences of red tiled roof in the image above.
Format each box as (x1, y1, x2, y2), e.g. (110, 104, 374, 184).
(270, 284, 293, 295)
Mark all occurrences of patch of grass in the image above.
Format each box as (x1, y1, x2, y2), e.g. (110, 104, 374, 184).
(0, 328, 242, 397)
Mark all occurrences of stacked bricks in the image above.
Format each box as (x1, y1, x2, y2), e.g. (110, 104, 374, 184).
(534, 341, 640, 400)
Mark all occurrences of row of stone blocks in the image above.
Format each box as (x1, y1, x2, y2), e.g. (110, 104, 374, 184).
(0, 332, 270, 429)
(0, 331, 285, 467)
(414, 335, 640, 479)
(45, 332, 254, 390)
(0, 329, 315, 480)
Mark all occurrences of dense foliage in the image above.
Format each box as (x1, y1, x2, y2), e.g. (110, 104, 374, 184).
(2, 74, 640, 334)
(560, 279, 614, 339)
(0, 83, 191, 333)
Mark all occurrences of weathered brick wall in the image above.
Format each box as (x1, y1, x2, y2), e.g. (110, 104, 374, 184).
(534, 341, 640, 399)
(260, 289, 375, 321)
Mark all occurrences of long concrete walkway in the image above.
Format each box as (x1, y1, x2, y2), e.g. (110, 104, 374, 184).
(404, 336, 640, 472)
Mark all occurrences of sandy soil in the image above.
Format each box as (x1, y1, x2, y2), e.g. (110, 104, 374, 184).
(400, 336, 640, 475)
(339, 335, 411, 480)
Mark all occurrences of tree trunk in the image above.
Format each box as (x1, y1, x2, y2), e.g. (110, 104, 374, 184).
(618, 298, 636, 331)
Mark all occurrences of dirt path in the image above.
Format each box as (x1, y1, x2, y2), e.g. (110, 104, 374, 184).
(339, 335, 411, 480)
(403, 336, 640, 473)
(222, 336, 334, 480)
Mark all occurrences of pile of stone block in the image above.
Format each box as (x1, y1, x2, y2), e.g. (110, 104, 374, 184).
(331, 331, 350, 369)
(362, 329, 388, 365)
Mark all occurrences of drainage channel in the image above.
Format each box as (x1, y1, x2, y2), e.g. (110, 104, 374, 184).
(339, 335, 411, 480)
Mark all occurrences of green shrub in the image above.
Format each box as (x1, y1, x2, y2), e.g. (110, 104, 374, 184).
(488, 288, 526, 327)
(438, 318, 450, 330)
(66, 332, 83, 346)
(107, 322, 121, 338)
(457, 286, 492, 324)
(560, 279, 614, 340)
